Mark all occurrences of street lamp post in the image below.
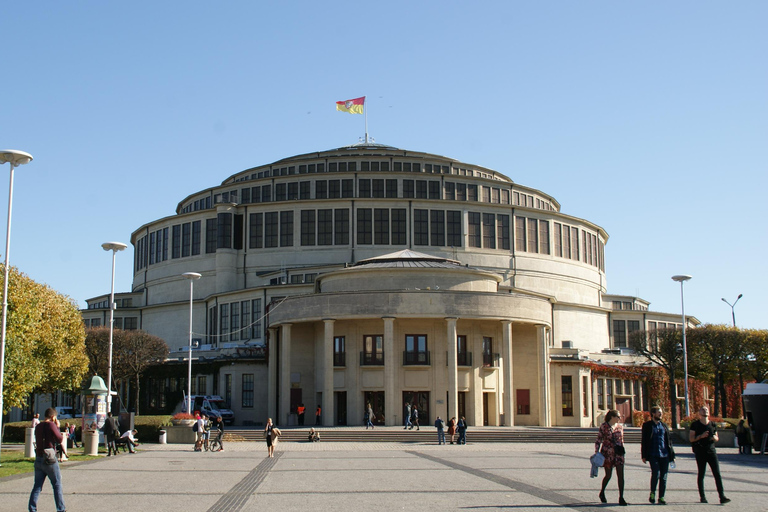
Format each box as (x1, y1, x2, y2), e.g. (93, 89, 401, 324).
(721, 294, 743, 327)
(102, 242, 127, 413)
(672, 274, 692, 418)
(182, 272, 201, 416)
(0, 150, 33, 467)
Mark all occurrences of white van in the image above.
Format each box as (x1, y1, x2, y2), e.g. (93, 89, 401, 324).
(189, 395, 235, 425)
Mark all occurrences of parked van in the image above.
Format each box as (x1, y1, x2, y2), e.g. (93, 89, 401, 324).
(188, 395, 235, 425)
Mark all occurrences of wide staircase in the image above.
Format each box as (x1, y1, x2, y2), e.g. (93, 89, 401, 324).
(225, 426, 643, 444)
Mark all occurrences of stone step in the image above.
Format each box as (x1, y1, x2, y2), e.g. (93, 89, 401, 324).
(223, 427, 644, 444)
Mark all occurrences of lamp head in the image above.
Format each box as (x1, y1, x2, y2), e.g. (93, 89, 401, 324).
(671, 275, 692, 283)
(102, 242, 128, 252)
(182, 272, 202, 280)
(737, 293, 743, 300)
(0, 150, 33, 167)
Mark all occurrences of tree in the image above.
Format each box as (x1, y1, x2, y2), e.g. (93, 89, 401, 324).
(1, 264, 89, 413)
(686, 324, 745, 418)
(629, 327, 684, 427)
(84, 327, 169, 414)
(742, 328, 768, 384)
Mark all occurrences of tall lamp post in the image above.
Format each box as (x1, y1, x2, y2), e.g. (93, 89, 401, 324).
(182, 272, 201, 416)
(0, 150, 33, 467)
(672, 274, 692, 418)
(102, 242, 127, 413)
(721, 294, 742, 327)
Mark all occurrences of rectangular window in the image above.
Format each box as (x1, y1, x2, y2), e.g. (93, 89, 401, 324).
(456, 182, 467, 201)
(627, 320, 640, 340)
(498, 214, 510, 250)
(334, 336, 346, 366)
(162, 227, 169, 261)
(467, 184, 478, 201)
(539, 220, 550, 255)
(403, 179, 414, 198)
(391, 209, 407, 245)
(413, 209, 429, 245)
(327, 179, 340, 199)
(527, 218, 538, 253)
(318, 209, 333, 245)
(287, 182, 298, 201)
(583, 231, 588, 263)
(386, 179, 398, 198)
(440, 211, 459, 247)
(374, 208, 389, 245)
(316, 180, 327, 199)
(299, 181, 311, 199)
(280, 211, 293, 247)
(562, 376, 574, 416)
(251, 299, 262, 339)
(335, 209, 349, 245)
(220, 303, 229, 343)
(428, 180, 440, 199)
(261, 185, 272, 202)
(182, 222, 191, 257)
(445, 182, 456, 201)
(404, 334, 429, 365)
(482, 337, 494, 366)
(517, 389, 531, 415)
(359, 179, 371, 198)
(225, 374, 232, 408)
(149, 232, 156, 265)
(468, 212, 481, 248)
(554, 223, 562, 257)
(372, 179, 384, 198)
(482, 186, 491, 203)
(515, 216, 526, 252)
(230, 301, 240, 342)
(457, 335, 470, 366)
(482, 213, 496, 249)
(416, 180, 427, 199)
(205, 219, 217, 253)
(597, 379, 605, 409)
(357, 208, 372, 245)
(249, 213, 263, 248)
(571, 227, 579, 260)
(242, 374, 254, 407)
(430, 210, 445, 246)
(217, 213, 232, 249)
(342, 179, 354, 198)
(362, 335, 384, 365)
(172, 225, 181, 258)
(275, 183, 287, 201)
(264, 212, 278, 248)
(583, 375, 589, 417)
(301, 210, 316, 246)
(191, 221, 201, 255)
(241, 300, 251, 341)
(613, 320, 627, 348)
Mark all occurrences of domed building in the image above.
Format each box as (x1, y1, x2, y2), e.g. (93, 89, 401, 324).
(82, 143, 697, 428)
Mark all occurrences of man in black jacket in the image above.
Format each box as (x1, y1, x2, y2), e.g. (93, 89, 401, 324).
(641, 406, 675, 505)
(103, 412, 120, 456)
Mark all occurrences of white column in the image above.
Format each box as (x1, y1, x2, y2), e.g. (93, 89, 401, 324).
(501, 320, 514, 426)
(323, 319, 335, 427)
(446, 317, 458, 422)
(537, 325, 551, 427)
(383, 317, 396, 426)
(280, 323, 292, 426)
(268, 327, 278, 421)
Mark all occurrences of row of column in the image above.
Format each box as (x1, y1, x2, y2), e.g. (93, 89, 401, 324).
(267, 319, 551, 427)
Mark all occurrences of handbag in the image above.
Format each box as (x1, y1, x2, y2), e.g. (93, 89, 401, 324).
(614, 444, 626, 456)
(43, 447, 57, 465)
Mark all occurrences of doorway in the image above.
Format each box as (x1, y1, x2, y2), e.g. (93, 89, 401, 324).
(363, 391, 385, 425)
(403, 391, 430, 426)
(615, 397, 632, 426)
(335, 391, 347, 426)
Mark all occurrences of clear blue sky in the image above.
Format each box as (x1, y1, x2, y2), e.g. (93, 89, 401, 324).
(2, 2, 766, 328)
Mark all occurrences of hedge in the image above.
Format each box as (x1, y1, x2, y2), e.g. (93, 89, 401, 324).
(2, 416, 173, 444)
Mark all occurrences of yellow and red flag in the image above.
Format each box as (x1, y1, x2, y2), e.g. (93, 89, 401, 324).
(336, 96, 365, 114)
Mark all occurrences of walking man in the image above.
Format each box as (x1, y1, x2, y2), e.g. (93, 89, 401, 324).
(690, 407, 730, 504)
(404, 402, 412, 429)
(641, 406, 675, 504)
(103, 411, 120, 456)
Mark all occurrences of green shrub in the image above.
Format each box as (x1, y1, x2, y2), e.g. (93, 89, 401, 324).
(2, 422, 30, 443)
(134, 415, 173, 443)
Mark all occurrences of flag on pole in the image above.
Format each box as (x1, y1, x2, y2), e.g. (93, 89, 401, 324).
(336, 96, 365, 114)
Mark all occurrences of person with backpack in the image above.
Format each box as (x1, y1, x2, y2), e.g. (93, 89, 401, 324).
(193, 414, 205, 452)
(435, 416, 446, 444)
(457, 416, 467, 445)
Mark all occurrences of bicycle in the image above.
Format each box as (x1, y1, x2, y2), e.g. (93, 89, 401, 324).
(209, 434, 223, 452)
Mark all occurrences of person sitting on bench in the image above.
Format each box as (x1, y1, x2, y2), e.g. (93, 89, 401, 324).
(115, 429, 139, 453)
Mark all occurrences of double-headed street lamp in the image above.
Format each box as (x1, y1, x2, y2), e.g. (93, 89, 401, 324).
(672, 274, 692, 418)
(182, 272, 201, 416)
(102, 242, 127, 413)
(721, 294, 743, 327)
(0, 150, 33, 466)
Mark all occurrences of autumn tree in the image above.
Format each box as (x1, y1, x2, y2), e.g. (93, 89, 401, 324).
(742, 328, 768, 384)
(629, 327, 684, 427)
(84, 327, 168, 414)
(1, 264, 89, 413)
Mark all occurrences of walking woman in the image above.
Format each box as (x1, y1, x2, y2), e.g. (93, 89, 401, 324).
(448, 417, 457, 444)
(265, 417, 280, 458)
(365, 402, 375, 429)
(595, 409, 627, 506)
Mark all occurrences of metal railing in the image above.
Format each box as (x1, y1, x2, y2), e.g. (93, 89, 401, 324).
(403, 351, 430, 366)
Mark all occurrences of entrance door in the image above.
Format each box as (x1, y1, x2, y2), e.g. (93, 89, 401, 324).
(290, 388, 302, 425)
(483, 393, 489, 426)
(363, 391, 385, 425)
(616, 397, 632, 425)
(335, 391, 347, 426)
(403, 391, 430, 426)
(458, 392, 466, 421)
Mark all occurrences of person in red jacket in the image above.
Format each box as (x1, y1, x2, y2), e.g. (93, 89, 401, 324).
(29, 407, 66, 512)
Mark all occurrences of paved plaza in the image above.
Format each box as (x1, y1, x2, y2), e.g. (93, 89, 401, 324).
(1, 436, 767, 512)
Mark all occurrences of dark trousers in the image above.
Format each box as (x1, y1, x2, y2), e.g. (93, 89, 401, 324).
(648, 457, 670, 497)
(694, 450, 725, 498)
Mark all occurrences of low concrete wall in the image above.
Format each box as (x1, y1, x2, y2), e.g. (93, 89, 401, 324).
(675, 428, 736, 448)
(165, 425, 196, 444)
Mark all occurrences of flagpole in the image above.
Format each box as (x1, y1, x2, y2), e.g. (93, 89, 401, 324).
(364, 97, 369, 144)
